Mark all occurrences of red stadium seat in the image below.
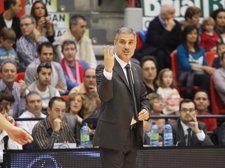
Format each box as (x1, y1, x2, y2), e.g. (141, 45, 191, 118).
(210, 75, 225, 114)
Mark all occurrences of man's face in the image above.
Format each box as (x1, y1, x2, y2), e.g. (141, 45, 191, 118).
(180, 102, 196, 124)
(71, 18, 87, 41)
(114, 33, 136, 63)
(142, 60, 157, 82)
(39, 46, 54, 63)
(194, 92, 209, 113)
(11, 0, 22, 16)
(62, 44, 77, 63)
(47, 101, 66, 123)
(2, 62, 17, 84)
(26, 94, 42, 116)
(84, 69, 96, 90)
(20, 18, 35, 36)
(37, 68, 51, 86)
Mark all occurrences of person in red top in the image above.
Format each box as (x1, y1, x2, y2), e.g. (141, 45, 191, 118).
(200, 17, 219, 51)
(194, 90, 217, 131)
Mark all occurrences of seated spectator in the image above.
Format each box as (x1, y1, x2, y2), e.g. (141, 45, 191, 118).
(64, 92, 86, 145)
(16, 15, 48, 71)
(0, 27, 19, 68)
(172, 99, 214, 146)
(32, 97, 75, 149)
(216, 122, 225, 145)
(69, 68, 100, 118)
(16, 92, 46, 134)
(27, 63, 60, 111)
(214, 52, 225, 105)
(0, 89, 15, 117)
(30, 0, 55, 43)
(141, 56, 158, 94)
(177, 24, 215, 97)
(0, 60, 26, 117)
(0, 0, 22, 43)
(141, 4, 181, 71)
(180, 6, 201, 30)
(143, 93, 165, 145)
(25, 42, 67, 94)
(55, 14, 96, 67)
(212, 43, 225, 69)
(211, 9, 225, 43)
(61, 40, 90, 91)
(0, 103, 22, 164)
(194, 90, 217, 132)
(156, 68, 181, 115)
(200, 17, 219, 52)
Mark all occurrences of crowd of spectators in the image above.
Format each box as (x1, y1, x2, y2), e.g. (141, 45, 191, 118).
(0, 0, 225, 160)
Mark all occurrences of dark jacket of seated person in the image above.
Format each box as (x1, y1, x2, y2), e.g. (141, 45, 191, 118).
(172, 99, 214, 146)
(32, 97, 75, 149)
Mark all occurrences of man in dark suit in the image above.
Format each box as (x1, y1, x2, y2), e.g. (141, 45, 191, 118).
(141, 4, 181, 72)
(172, 99, 214, 146)
(93, 27, 150, 168)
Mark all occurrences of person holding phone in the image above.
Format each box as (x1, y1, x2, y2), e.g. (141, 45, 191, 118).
(30, 0, 55, 43)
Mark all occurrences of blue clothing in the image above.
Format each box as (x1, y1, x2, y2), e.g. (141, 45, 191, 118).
(177, 44, 207, 71)
(63, 60, 90, 91)
(0, 47, 19, 65)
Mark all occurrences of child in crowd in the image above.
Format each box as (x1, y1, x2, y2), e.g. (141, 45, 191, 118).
(0, 27, 19, 66)
(200, 17, 219, 51)
(156, 68, 181, 115)
(212, 43, 225, 69)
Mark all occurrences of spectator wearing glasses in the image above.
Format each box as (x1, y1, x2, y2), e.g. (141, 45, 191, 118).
(16, 15, 48, 71)
(25, 42, 67, 94)
(172, 99, 214, 146)
(27, 63, 60, 111)
(60, 40, 90, 91)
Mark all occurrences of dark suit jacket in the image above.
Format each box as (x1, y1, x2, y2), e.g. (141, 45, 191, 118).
(0, 13, 22, 42)
(93, 60, 150, 151)
(142, 16, 181, 55)
(172, 119, 214, 146)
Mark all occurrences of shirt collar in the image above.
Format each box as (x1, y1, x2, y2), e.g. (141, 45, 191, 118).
(180, 120, 190, 133)
(114, 54, 131, 69)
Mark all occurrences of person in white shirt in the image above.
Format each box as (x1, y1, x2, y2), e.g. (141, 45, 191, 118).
(27, 63, 60, 111)
(17, 92, 46, 134)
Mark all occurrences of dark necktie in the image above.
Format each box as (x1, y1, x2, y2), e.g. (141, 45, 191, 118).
(125, 64, 138, 120)
(187, 128, 192, 146)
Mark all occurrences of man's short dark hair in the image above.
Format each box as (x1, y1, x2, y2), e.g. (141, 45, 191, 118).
(48, 96, 65, 109)
(37, 62, 52, 74)
(69, 14, 86, 29)
(4, 0, 17, 10)
(140, 56, 157, 68)
(37, 42, 54, 55)
(61, 40, 76, 52)
(179, 99, 196, 111)
(194, 90, 209, 99)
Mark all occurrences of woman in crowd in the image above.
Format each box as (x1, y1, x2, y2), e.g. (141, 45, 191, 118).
(141, 56, 158, 94)
(177, 24, 215, 97)
(211, 9, 225, 43)
(30, 0, 55, 42)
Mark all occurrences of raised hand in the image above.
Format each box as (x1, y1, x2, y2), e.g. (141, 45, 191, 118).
(104, 46, 114, 73)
